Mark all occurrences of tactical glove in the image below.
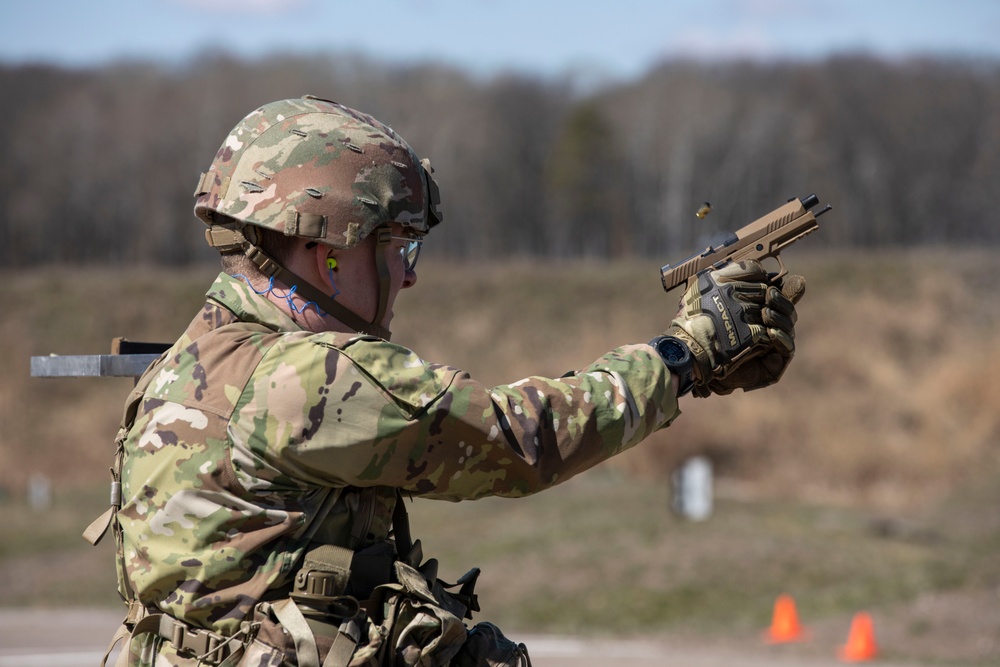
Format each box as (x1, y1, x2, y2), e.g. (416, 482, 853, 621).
(662, 259, 805, 397)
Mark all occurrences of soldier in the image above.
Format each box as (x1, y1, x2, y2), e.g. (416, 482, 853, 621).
(92, 96, 804, 666)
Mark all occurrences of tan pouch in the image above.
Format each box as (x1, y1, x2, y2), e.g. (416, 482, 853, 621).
(353, 560, 468, 667)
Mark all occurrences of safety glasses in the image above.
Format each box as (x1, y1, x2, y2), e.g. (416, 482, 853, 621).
(391, 236, 423, 271)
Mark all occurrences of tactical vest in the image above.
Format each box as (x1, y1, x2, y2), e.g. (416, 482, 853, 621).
(86, 324, 526, 667)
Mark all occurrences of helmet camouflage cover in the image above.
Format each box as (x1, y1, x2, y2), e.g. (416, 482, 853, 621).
(194, 95, 442, 249)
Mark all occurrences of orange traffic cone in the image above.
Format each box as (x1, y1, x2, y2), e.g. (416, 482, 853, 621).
(765, 594, 807, 643)
(839, 612, 878, 662)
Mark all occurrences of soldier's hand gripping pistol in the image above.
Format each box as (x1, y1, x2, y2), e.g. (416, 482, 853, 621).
(654, 194, 831, 397)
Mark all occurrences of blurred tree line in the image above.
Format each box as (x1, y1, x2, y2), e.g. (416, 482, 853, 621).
(1, 53, 997, 266)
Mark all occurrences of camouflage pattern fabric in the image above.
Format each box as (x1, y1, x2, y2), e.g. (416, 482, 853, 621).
(116, 272, 681, 639)
(194, 96, 441, 249)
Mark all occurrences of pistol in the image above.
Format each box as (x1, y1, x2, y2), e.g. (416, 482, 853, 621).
(660, 194, 831, 292)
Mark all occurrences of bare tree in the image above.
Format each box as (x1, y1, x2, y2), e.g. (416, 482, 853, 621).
(1, 55, 999, 265)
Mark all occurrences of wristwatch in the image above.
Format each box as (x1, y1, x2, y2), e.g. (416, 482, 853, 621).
(650, 335, 696, 397)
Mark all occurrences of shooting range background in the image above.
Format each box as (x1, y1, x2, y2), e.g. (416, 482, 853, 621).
(2, 2, 999, 664)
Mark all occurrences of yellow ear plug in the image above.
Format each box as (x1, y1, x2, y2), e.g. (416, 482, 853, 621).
(327, 258, 338, 270)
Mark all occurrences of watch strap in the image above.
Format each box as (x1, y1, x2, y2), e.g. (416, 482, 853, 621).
(650, 335, 696, 397)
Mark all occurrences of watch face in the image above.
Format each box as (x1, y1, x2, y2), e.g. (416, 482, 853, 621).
(660, 338, 689, 365)
(655, 336, 695, 397)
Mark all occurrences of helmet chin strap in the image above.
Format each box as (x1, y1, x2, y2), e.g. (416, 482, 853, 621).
(243, 243, 392, 341)
(205, 218, 394, 339)
(372, 227, 392, 327)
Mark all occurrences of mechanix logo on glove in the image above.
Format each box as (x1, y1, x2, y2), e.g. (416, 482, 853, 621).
(665, 259, 806, 397)
(710, 291, 739, 349)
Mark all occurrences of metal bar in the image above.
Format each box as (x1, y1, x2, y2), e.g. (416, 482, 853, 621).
(30, 354, 160, 378)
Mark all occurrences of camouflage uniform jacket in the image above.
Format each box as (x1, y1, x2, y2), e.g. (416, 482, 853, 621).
(117, 272, 681, 636)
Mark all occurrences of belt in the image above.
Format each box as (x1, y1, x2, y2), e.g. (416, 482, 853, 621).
(156, 614, 234, 664)
(114, 608, 256, 666)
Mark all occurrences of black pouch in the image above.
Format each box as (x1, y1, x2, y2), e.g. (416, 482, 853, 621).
(453, 622, 531, 667)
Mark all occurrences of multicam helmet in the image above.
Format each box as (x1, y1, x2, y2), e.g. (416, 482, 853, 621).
(195, 95, 442, 249)
(193, 96, 443, 340)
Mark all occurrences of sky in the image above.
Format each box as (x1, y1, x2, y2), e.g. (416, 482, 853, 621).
(1, 0, 999, 81)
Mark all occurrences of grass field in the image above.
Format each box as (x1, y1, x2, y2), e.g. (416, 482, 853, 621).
(1, 251, 998, 664)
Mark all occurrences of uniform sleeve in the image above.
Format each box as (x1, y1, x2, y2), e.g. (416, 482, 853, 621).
(235, 336, 680, 501)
